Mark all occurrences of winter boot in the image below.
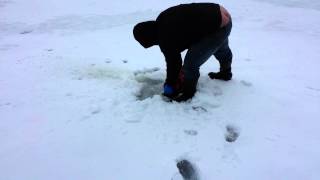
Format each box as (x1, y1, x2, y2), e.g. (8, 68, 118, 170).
(172, 78, 197, 102)
(208, 57, 232, 81)
(208, 68, 232, 81)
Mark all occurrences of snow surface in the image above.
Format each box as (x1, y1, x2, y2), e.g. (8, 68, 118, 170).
(1, 0, 320, 179)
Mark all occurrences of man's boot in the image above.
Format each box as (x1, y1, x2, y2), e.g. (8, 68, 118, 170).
(173, 78, 197, 102)
(208, 68, 232, 81)
(208, 59, 232, 81)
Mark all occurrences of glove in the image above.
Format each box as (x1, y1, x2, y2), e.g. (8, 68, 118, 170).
(163, 84, 175, 96)
(163, 68, 185, 99)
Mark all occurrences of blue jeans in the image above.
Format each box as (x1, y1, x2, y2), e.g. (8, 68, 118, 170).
(182, 19, 233, 85)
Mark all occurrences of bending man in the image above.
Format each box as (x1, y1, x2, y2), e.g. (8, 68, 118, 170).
(133, 3, 233, 102)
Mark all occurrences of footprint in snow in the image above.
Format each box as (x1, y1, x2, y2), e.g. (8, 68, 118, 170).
(225, 125, 240, 143)
(240, 80, 253, 87)
(175, 159, 199, 180)
(20, 30, 33, 34)
(125, 120, 141, 124)
(0, 102, 12, 107)
(105, 59, 112, 63)
(65, 93, 73, 97)
(307, 86, 320, 92)
(184, 129, 198, 136)
(192, 106, 207, 112)
(91, 109, 101, 115)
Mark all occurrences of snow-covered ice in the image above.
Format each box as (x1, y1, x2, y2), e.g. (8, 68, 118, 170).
(1, 0, 320, 180)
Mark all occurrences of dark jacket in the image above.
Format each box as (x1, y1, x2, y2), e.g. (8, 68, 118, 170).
(156, 3, 222, 85)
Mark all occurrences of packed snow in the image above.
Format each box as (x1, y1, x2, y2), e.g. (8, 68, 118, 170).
(1, 0, 320, 180)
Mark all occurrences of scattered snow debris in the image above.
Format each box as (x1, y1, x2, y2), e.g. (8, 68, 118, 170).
(240, 80, 253, 87)
(0, 0, 12, 8)
(91, 109, 101, 115)
(20, 30, 33, 34)
(80, 115, 91, 121)
(212, 86, 223, 96)
(135, 76, 163, 84)
(184, 130, 198, 136)
(134, 67, 160, 76)
(307, 86, 320, 92)
(125, 120, 141, 123)
(0, 44, 19, 51)
(192, 106, 207, 112)
(65, 93, 73, 97)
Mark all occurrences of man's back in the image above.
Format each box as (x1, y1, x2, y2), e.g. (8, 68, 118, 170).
(156, 3, 222, 52)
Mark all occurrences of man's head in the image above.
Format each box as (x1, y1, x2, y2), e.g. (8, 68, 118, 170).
(133, 21, 158, 48)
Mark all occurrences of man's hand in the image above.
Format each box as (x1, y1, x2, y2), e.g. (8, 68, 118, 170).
(220, 5, 231, 28)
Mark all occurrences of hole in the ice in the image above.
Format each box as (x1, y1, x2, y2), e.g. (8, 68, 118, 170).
(135, 76, 163, 101)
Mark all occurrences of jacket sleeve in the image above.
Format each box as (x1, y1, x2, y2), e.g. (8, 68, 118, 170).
(162, 50, 182, 86)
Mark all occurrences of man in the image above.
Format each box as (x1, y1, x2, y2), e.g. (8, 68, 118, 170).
(133, 3, 233, 102)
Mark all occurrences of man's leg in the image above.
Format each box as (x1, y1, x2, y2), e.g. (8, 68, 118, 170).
(175, 21, 232, 101)
(208, 38, 233, 80)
